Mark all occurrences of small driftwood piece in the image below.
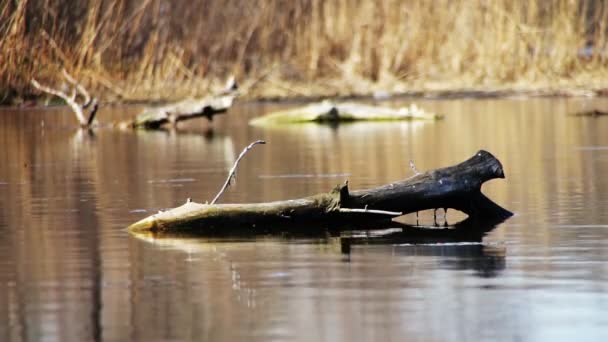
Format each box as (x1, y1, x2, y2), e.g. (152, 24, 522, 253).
(31, 69, 99, 127)
(121, 78, 239, 129)
(572, 109, 608, 117)
(128, 150, 512, 235)
(250, 101, 441, 125)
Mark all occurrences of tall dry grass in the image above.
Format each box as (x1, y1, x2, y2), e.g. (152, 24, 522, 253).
(1, 0, 608, 103)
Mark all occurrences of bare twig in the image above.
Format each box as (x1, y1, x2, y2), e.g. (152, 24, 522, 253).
(409, 160, 421, 175)
(31, 70, 99, 127)
(31, 79, 88, 124)
(86, 100, 99, 126)
(62, 69, 92, 107)
(338, 207, 403, 216)
(211, 140, 266, 204)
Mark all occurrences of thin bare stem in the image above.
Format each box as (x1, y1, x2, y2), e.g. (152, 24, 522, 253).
(86, 99, 99, 126)
(62, 69, 92, 107)
(31, 79, 87, 125)
(409, 160, 421, 175)
(210, 140, 266, 204)
(32, 71, 99, 127)
(339, 208, 402, 216)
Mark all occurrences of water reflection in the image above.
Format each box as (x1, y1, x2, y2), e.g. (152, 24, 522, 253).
(1, 98, 608, 341)
(340, 217, 508, 277)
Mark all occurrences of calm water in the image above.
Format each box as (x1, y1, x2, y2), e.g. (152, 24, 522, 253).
(1, 98, 608, 341)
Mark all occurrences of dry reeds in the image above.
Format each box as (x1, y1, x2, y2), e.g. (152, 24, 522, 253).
(1, 0, 608, 103)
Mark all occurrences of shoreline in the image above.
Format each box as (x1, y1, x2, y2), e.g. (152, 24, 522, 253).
(6, 84, 608, 108)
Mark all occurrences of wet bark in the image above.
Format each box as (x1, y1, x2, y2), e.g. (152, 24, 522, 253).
(128, 150, 512, 234)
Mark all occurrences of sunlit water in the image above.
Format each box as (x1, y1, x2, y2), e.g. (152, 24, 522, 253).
(1, 98, 608, 341)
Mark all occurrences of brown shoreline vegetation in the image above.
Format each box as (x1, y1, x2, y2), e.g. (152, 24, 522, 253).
(2, 0, 608, 105)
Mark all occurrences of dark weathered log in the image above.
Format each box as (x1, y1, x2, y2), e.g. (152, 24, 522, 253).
(120, 94, 236, 129)
(128, 150, 512, 234)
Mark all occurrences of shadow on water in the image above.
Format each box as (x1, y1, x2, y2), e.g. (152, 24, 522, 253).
(340, 215, 506, 247)
(340, 216, 508, 277)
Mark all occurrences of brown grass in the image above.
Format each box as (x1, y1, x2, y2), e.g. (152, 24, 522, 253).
(1, 0, 608, 103)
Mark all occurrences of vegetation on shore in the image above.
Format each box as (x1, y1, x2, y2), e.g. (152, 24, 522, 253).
(2, 0, 608, 104)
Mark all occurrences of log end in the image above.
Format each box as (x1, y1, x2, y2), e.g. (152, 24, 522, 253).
(128, 215, 159, 233)
(477, 150, 505, 178)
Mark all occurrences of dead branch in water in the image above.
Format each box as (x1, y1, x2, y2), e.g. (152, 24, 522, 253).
(120, 77, 238, 129)
(128, 150, 513, 235)
(31, 69, 98, 127)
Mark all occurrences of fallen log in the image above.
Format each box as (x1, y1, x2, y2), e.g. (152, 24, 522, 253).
(119, 94, 236, 129)
(250, 101, 440, 125)
(119, 77, 238, 129)
(128, 150, 512, 235)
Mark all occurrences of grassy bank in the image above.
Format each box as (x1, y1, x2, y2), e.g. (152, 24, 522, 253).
(1, 0, 608, 104)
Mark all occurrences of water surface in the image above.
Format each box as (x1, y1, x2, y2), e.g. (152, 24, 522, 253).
(1, 98, 608, 341)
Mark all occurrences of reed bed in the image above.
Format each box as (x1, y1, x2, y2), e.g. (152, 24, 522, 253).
(1, 0, 608, 103)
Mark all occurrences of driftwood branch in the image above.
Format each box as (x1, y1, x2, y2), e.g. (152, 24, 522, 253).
(211, 140, 266, 204)
(128, 150, 513, 235)
(31, 69, 99, 127)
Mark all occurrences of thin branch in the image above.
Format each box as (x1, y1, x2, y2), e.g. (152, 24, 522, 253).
(32, 71, 99, 127)
(339, 208, 403, 216)
(62, 69, 92, 107)
(211, 140, 266, 204)
(31, 79, 87, 125)
(409, 160, 421, 175)
(86, 99, 99, 126)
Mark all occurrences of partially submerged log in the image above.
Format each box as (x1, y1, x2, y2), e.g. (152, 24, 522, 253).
(120, 94, 236, 129)
(120, 77, 238, 129)
(250, 101, 440, 125)
(31, 69, 99, 128)
(128, 150, 512, 235)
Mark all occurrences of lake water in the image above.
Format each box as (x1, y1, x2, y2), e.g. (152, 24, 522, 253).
(1, 97, 608, 341)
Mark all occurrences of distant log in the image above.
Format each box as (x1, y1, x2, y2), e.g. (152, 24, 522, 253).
(120, 94, 236, 129)
(572, 109, 608, 117)
(120, 77, 238, 129)
(250, 101, 441, 125)
(128, 150, 512, 235)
